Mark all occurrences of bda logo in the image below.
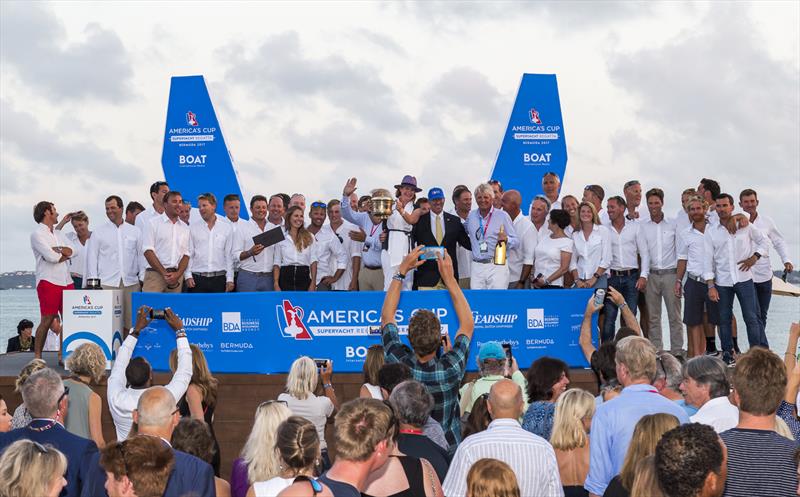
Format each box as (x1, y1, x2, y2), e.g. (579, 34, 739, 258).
(222, 312, 241, 333)
(527, 308, 544, 329)
(275, 300, 312, 340)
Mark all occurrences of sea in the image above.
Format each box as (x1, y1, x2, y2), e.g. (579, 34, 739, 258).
(1, 289, 797, 358)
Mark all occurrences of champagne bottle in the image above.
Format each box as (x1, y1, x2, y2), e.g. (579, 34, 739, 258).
(493, 225, 507, 265)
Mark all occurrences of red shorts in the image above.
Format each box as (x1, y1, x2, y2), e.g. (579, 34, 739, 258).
(37, 280, 74, 316)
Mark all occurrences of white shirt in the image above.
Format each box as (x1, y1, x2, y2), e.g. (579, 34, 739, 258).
(674, 208, 691, 233)
(605, 219, 651, 277)
(107, 334, 192, 440)
(508, 213, 536, 283)
(135, 206, 161, 278)
(277, 392, 334, 449)
(141, 213, 191, 269)
(448, 209, 472, 279)
(235, 219, 279, 273)
(63, 231, 89, 277)
(703, 223, 768, 286)
(312, 226, 346, 284)
(533, 235, 574, 286)
(690, 396, 739, 433)
(626, 207, 650, 223)
(751, 213, 792, 283)
(598, 208, 611, 226)
(640, 216, 678, 270)
(442, 418, 564, 497)
(253, 478, 294, 497)
(221, 217, 243, 271)
(331, 221, 363, 290)
(677, 224, 708, 278)
(30, 223, 73, 286)
(571, 225, 612, 280)
(274, 234, 319, 267)
(85, 220, 142, 287)
(186, 217, 235, 282)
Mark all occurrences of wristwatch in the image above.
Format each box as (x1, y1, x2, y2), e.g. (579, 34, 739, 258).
(753, 252, 762, 260)
(392, 272, 406, 281)
(593, 272, 601, 279)
(175, 328, 187, 339)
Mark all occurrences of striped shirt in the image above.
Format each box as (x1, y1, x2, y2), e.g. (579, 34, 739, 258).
(442, 418, 564, 497)
(719, 428, 798, 497)
(382, 323, 469, 447)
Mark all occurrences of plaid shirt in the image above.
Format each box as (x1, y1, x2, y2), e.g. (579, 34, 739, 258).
(382, 322, 470, 447)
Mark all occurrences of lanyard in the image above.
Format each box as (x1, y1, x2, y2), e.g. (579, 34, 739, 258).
(399, 428, 424, 435)
(369, 223, 380, 237)
(478, 208, 494, 240)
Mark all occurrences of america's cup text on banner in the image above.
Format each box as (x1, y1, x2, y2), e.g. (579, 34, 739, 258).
(490, 74, 568, 211)
(131, 290, 598, 374)
(161, 75, 249, 219)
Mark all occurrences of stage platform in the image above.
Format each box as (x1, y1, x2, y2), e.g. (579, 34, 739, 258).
(1, 351, 598, 478)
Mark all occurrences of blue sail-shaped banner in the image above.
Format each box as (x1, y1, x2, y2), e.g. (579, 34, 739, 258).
(161, 75, 249, 219)
(490, 74, 568, 212)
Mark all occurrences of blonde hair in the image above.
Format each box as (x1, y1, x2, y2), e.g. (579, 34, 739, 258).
(550, 389, 595, 450)
(170, 345, 218, 405)
(284, 206, 314, 252)
(775, 417, 795, 441)
(466, 458, 520, 497)
(15, 358, 47, 393)
(241, 401, 292, 484)
(362, 345, 385, 386)
(285, 357, 318, 400)
(0, 440, 67, 497)
(630, 455, 665, 497)
(615, 337, 657, 383)
(66, 343, 106, 383)
(620, 413, 679, 490)
(578, 201, 601, 225)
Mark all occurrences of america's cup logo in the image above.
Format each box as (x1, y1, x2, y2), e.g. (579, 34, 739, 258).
(276, 300, 312, 340)
(186, 111, 199, 127)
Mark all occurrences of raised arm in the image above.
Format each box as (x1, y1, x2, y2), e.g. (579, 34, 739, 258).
(579, 297, 601, 361)
(109, 306, 152, 396)
(162, 308, 193, 402)
(380, 246, 425, 326)
(608, 286, 641, 335)
(438, 251, 474, 341)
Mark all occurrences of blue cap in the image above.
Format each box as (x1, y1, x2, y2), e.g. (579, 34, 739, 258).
(478, 341, 506, 361)
(428, 187, 445, 200)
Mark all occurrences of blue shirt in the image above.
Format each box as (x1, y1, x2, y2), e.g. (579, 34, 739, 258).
(465, 207, 518, 262)
(522, 401, 556, 440)
(340, 196, 384, 268)
(584, 383, 690, 495)
(676, 398, 699, 417)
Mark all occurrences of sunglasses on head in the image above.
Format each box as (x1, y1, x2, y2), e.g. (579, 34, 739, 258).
(311, 201, 327, 210)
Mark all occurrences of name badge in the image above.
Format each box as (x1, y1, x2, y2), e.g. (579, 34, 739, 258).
(479, 241, 488, 253)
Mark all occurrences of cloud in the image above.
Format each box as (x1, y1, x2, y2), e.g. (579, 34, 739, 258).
(1, 100, 143, 183)
(0, 3, 133, 102)
(353, 29, 407, 56)
(224, 31, 411, 131)
(283, 120, 396, 166)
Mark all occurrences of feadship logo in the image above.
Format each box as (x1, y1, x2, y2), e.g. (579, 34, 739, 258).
(183, 317, 213, 328)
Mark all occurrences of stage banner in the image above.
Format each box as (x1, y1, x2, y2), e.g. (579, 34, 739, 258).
(490, 74, 568, 212)
(63, 290, 124, 369)
(161, 75, 249, 219)
(131, 290, 597, 374)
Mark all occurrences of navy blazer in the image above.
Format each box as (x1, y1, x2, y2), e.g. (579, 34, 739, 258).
(81, 444, 216, 497)
(411, 211, 471, 288)
(0, 419, 98, 497)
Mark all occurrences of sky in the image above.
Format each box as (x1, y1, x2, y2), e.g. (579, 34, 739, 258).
(1, 1, 798, 272)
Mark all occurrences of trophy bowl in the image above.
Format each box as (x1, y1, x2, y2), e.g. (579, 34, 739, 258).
(371, 196, 394, 220)
(85, 278, 102, 290)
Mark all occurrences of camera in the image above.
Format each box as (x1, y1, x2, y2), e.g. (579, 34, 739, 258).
(502, 342, 513, 360)
(149, 309, 166, 320)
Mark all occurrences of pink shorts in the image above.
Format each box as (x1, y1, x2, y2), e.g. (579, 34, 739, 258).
(37, 280, 74, 316)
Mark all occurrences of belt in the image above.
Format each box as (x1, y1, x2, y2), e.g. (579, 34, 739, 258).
(241, 269, 273, 277)
(194, 271, 226, 278)
(610, 268, 638, 276)
(649, 268, 677, 275)
(687, 273, 705, 283)
(146, 267, 178, 272)
(473, 259, 492, 264)
(364, 265, 382, 270)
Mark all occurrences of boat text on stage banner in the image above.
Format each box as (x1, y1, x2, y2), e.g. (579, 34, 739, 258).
(161, 75, 249, 219)
(490, 73, 568, 212)
(131, 289, 597, 374)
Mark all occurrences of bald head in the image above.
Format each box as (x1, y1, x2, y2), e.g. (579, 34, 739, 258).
(488, 379, 523, 419)
(501, 190, 522, 218)
(135, 386, 178, 429)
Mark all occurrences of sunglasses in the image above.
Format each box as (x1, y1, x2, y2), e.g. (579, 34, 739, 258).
(294, 475, 323, 496)
(310, 201, 327, 210)
(259, 400, 288, 409)
(31, 441, 50, 454)
(624, 180, 641, 189)
(57, 386, 70, 405)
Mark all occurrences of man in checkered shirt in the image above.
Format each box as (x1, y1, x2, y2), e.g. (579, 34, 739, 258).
(381, 246, 475, 449)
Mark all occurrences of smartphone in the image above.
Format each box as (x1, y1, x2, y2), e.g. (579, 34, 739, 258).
(149, 309, 166, 320)
(314, 358, 329, 369)
(419, 246, 445, 261)
(593, 288, 606, 307)
(502, 342, 513, 360)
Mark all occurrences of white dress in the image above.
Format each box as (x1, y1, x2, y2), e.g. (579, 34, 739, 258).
(381, 201, 414, 290)
(533, 236, 574, 287)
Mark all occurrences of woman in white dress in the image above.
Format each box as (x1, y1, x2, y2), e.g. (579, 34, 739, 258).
(532, 209, 574, 289)
(381, 175, 424, 290)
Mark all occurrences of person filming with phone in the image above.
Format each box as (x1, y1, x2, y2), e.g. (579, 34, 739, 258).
(107, 305, 193, 441)
(411, 187, 471, 290)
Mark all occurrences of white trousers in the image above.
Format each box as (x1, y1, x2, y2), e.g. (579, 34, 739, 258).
(470, 261, 509, 289)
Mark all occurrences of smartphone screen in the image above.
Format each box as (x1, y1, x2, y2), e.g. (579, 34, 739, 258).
(502, 342, 512, 360)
